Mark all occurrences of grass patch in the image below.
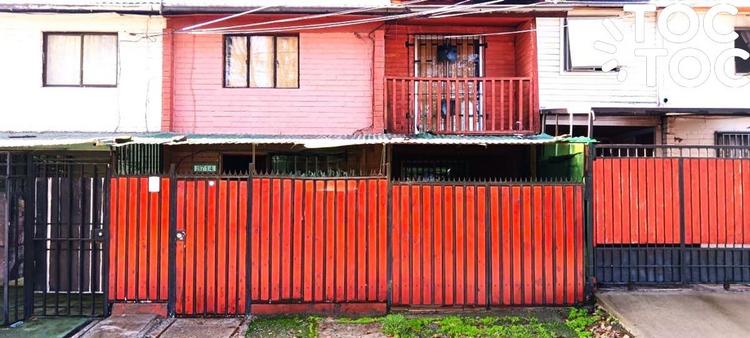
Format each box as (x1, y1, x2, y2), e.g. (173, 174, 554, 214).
(378, 313, 574, 338)
(246, 316, 320, 338)
(566, 308, 602, 338)
(246, 307, 615, 337)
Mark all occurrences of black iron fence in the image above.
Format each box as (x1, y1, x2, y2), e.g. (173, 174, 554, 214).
(1, 154, 110, 325)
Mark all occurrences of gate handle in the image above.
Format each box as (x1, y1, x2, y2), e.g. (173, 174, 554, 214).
(176, 231, 186, 241)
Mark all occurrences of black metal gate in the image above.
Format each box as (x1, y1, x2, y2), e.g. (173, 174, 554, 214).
(1, 153, 110, 325)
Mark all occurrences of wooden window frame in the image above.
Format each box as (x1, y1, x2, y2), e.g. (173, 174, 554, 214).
(42, 32, 119, 87)
(222, 34, 300, 89)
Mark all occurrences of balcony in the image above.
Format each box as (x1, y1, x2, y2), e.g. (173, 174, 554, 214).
(385, 77, 537, 135)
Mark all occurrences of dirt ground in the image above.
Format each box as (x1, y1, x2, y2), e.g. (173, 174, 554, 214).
(317, 318, 386, 338)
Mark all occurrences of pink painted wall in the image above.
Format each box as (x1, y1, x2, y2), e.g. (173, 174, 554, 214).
(166, 16, 384, 135)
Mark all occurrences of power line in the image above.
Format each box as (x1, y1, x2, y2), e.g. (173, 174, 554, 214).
(189, 0, 475, 35)
(180, 6, 275, 31)
(195, 0, 429, 33)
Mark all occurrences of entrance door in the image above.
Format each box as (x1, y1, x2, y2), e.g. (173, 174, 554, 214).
(413, 35, 484, 132)
(174, 176, 249, 316)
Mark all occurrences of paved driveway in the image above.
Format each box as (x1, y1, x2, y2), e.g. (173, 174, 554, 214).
(597, 286, 750, 338)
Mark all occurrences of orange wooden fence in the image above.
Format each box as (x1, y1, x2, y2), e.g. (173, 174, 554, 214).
(392, 182, 585, 306)
(110, 176, 586, 315)
(593, 158, 750, 245)
(109, 177, 170, 302)
(249, 178, 389, 305)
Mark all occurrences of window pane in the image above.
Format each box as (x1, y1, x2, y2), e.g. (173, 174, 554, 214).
(249, 36, 274, 87)
(735, 31, 750, 73)
(225, 36, 248, 87)
(82, 35, 118, 85)
(276, 36, 299, 88)
(567, 18, 612, 69)
(46, 34, 82, 85)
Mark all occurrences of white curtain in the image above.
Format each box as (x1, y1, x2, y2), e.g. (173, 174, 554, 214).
(275, 36, 299, 88)
(82, 35, 117, 85)
(225, 36, 248, 87)
(46, 35, 82, 85)
(567, 18, 612, 68)
(249, 36, 275, 87)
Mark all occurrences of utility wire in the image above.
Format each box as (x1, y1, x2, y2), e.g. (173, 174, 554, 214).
(189, 0, 474, 34)
(180, 5, 275, 31)
(195, 0, 429, 32)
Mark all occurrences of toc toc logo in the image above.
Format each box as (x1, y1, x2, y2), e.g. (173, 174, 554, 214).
(594, 4, 749, 88)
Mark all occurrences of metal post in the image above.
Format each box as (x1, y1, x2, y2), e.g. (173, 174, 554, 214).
(584, 143, 596, 301)
(2, 152, 10, 325)
(484, 182, 491, 309)
(385, 144, 393, 312)
(678, 158, 687, 284)
(102, 164, 112, 316)
(167, 164, 177, 317)
(245, 163, 253, 316)
(23, 154, 35, 318)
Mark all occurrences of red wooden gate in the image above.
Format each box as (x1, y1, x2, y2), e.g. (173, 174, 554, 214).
(248, 178, 388, 313)
(174, 177, 249, 315)
(391, 182, 585, 307)
(593, 145, 750, 285)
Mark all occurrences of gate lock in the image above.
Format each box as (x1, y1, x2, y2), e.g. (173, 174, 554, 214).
(176, 231, 186, 241)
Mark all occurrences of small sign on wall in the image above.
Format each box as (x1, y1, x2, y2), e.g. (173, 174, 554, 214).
(193, 163, 218, 174)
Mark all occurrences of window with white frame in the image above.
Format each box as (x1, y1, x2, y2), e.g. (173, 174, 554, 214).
(736, 29, 750, 74)
(224, 35, 299, 88)
(43, 33, 118, 86)
(563, 18, 616, 72)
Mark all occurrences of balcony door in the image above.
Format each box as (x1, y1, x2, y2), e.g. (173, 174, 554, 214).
(413, 35, 485, 133)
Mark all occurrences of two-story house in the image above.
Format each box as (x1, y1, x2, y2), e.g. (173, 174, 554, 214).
(540, 0, 750, 147)
(157, 0, 569, 180)
(1, 0, 580, 181)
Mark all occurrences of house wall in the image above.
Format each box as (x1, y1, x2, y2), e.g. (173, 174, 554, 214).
(536, 15, 660, 115)
(665, 116, 750, 145)
(384, 23, 525, 78)
(657, 11, 750, 109)
(165, 16, 385, 135)
(0, 13, 164, 132)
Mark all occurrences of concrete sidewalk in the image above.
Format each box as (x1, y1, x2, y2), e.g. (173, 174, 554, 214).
(74, 315, 247, 338)
(597, 286, 750, 338)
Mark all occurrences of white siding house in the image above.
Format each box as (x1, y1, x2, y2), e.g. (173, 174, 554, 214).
(536, 14, 660, 115)
(537, 5, 750, 145)
(0, 13, 165, 132)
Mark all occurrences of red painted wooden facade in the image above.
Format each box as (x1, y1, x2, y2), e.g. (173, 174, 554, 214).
(594, 158, 750, 245)
(162, 15, 539, 135)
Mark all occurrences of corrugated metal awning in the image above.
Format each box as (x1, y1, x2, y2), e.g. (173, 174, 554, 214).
(0, 132, 590, 149)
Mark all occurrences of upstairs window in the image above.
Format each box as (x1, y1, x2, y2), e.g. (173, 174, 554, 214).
(735, 29, 750, 74)
(44, 33, 118, 86)
(224, 35, 299, 88)
(563, 18, 615, 72)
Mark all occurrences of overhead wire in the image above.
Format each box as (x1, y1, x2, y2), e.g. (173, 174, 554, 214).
(188, 0, 475, 34)
(195, 0, 429, 33)
(180, 5, 275, 31)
